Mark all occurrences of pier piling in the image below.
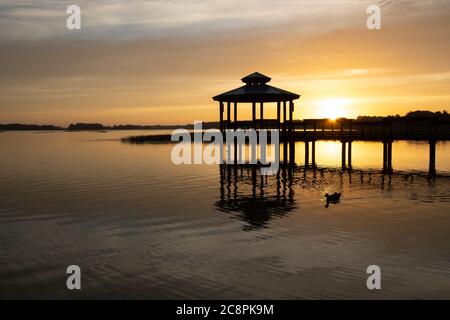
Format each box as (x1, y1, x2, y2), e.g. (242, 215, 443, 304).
(341, 141, 346, 169)
(429, 140, 436, 175)
(311, 140, 316, 168)
(305, 141, 309, 167)
(347, 141, 352, 169)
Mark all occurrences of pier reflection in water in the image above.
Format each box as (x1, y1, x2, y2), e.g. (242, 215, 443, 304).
(224, 138, 443, 179)
(216, 162, 449, 231)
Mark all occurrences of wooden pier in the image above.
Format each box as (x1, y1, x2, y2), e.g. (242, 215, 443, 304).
(221, 118, 450, 175)
(294, 118, 448, 175)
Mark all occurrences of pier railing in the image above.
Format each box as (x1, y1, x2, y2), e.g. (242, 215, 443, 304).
(295, 118, 450, 141)
(224, 118, 450, 141)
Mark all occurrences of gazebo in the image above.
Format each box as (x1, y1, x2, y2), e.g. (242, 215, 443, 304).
(212, 72, 300, 134)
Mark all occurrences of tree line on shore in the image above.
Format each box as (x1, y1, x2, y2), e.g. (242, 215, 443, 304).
(0, 122, 221, 131)
(355, 110, 449, 122)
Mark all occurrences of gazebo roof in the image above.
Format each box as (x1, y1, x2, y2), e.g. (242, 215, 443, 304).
(213, 72, 300, 103)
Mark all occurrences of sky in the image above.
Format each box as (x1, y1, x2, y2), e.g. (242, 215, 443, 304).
(0, 0, 449, 125)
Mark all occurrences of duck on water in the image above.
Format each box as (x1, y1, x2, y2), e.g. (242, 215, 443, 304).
(324, 192, 342, 208)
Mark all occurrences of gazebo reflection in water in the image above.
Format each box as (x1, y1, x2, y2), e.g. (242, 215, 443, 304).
(215, 164, 297, 231)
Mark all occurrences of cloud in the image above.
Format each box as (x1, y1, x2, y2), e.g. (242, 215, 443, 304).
(0, 0, 404, 41)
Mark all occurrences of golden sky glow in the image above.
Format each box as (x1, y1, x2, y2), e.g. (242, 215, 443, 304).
(315, 98, 350, 120)
(0, 0, 449, 125)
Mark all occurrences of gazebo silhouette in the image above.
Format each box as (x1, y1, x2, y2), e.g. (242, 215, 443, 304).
(212, 72, 300, 134)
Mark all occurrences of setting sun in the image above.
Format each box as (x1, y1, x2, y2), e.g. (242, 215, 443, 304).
(316, 98, 350, 120)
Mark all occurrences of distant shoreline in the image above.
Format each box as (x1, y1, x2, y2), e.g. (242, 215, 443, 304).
(1, 110, 449, 131)
(0, 123, 220, 131)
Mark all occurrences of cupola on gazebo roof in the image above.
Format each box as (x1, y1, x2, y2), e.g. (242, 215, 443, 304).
(241, 72, 271, 85)
(213, 72, 300, 103)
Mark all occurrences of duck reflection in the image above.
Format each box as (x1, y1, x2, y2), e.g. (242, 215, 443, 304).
(215, 164, 297, 231)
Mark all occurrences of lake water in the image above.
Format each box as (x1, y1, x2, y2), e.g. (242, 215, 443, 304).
(0, 131, 450, 299)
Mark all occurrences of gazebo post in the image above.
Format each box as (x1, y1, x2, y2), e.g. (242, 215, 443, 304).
(289, 101, 294, 134)
(234, 102, 237, 130)
(227, 102, 231, 129)
(289, 100, 295, 164)
(219, 102, 224, 132)
(283, 101, 287, 137)
(277, 101, 281, 130)
(252, 102, 256, 125)
(260, 102, 264, 127)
